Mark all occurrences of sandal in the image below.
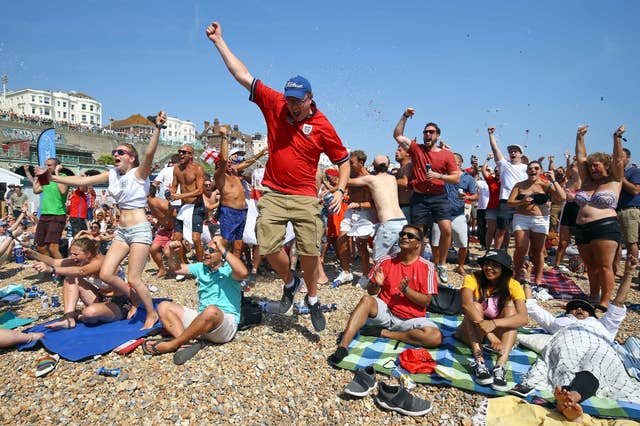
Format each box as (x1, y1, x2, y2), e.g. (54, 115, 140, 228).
(142, 337, 172, 356)
(35, 354, 60, 378)
(173, 341, 204, 365)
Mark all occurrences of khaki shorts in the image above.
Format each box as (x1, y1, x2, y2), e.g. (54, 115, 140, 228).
(182, 307, 237, 344)
(256, 192, 323, 256)
(619, 207, 640, 244)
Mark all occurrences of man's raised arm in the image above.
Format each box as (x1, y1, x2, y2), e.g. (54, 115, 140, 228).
(487, 127, 504, 163)
(393, 108, 415, 151)
(205, 21, 254, 91)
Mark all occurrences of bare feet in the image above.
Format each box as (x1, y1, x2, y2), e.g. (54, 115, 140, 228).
(455, 266, 466, 275)
(154, 269, 166, 278)
(26, 332, 45, 343)
(141, 311, 160, 330)
(554, 386, 584, 423)
(45, 317, 76, 330)
(127, 305, 138, 320)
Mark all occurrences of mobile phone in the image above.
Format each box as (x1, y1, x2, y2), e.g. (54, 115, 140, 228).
(482, 343, 503, 355)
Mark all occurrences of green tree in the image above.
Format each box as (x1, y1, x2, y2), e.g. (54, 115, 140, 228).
(97, 154, 114, 165)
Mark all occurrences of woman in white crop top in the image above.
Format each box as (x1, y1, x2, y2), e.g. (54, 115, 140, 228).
(43, 111, 166, 329)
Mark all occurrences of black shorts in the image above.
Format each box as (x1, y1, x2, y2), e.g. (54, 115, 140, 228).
(410, 192, 451, 228)
(574, 217, 621, 245)
(559, 201, 579, 228)
(174, 202, 206, 234)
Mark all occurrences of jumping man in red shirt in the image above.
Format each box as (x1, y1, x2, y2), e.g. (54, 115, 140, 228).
(206, 21, 350, 332)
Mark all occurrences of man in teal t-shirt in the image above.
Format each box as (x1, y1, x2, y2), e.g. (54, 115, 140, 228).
(142, 236, 247, 364)
(25, 159, 68, 258)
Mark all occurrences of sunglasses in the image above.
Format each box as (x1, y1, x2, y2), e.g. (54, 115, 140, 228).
(178, 150, 193, 155)
(398, 231, 420, 240)
(482, 260, 503, 269)
(112, 149, 131, 156)
(527, 166, 540, 171)
(423, 129, 437, 134)
(91, 226, 99, 229)
(204, 246, 216, 254)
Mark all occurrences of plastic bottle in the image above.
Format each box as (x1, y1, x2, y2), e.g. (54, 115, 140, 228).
(13, 241, 25, 264)
(40, 294, 50, 309)
(421, 243, 434, 262)
(390, 365, 416, 389)
(330, 279, 343, 289)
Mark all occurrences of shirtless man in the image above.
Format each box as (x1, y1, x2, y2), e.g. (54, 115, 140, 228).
(214, 127, 267, 257)
(202, 175, 220, 218)
(334, 150, 376, 288)
(347, 155, 408, 264)
(171, 145, 205, 262)
(395, 145, 414, 221)
(147, 185, 175, 278)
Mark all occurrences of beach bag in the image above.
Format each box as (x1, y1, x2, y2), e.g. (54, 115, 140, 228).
(428, 285, 462, 315)
(238, 296, 263, 331)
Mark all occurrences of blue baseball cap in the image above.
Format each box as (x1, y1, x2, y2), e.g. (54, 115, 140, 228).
(284, 76, 312, 99)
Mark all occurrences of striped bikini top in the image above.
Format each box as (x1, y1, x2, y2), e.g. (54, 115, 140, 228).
(574, 190, 617, 210)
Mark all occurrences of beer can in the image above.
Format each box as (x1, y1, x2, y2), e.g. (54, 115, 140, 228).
(97, 367, 121, 377)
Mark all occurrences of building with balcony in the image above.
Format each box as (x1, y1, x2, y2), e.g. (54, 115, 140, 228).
(198, 118, 266, 156)
(1, 88, 102, 128)
(109, 114, 199, 147)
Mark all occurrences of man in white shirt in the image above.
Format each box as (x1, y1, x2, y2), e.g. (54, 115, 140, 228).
(488, 127, 527, 249)
(153, 154, 181, 213)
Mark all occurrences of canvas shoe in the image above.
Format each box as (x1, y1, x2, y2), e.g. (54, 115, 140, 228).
(375, 382, 433, 416)
(343, 366, 377, 397)
(305, 295, 326, 332)
(472, 361, 493, 386)
(508, 383, 535, 398)
(491, 364, 508, 391)
(279, 276, 303, 314)
(436, 264, 449, 284)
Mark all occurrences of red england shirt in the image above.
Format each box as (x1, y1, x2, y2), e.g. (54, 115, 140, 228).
(368, 254, 438, 320)
(408, 141, 458, 195)
(251, 80, 349, 196)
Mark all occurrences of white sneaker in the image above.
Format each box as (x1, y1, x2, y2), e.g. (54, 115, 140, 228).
(333, 271, 353, 286)
(436, 264, 449, 284)
(357, 276, 370, 289)
(558, 265, 570, 274)
(175, 274, 186, 282)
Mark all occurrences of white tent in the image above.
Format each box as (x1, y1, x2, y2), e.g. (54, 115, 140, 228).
(0, 167, 23, 186)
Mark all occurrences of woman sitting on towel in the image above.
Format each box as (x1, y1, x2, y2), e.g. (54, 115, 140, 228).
(517, 256, 639, 423)
(458, 250, 528, 391)
(27, 237, 130, 330)
(39, 112, 166, 329)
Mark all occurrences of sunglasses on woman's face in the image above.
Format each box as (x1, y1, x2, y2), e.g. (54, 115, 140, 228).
(398, 231, 419, 240)
(204, 246, 216, 254)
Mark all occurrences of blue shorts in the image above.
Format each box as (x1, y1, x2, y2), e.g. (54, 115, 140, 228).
(219, 205, 248, 242)
(174, 202, 206, 235)
(410, 192, 451, 229)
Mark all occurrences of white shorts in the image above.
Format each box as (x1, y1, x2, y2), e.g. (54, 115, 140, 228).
(368, 298, 438, 331)
(340, 208, 375, 237)
(182, 306, 237, 344)
(512, 213, 550, 235)
(372, 218, 407, 261)
(432, 213, 469, 248)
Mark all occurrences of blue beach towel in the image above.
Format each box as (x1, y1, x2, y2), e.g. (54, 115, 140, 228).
(17, 299, 167, 361)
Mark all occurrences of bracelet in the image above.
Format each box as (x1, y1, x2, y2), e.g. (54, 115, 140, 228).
(336, 188, 345, 195)
(439, 174, 444, 180)
(51, 267, 56, 276)
(221, 249, 228, 261)
(550, 180, 556, 184)
(403, 113, 410, 118)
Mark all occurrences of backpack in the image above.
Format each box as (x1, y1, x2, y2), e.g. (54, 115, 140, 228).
(238, 295, 263, 331)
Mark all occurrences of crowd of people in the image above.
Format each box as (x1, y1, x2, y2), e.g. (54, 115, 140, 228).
(0, 19, 638, 421)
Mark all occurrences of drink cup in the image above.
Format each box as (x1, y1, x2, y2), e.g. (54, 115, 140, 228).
(36, 168, 51, 185)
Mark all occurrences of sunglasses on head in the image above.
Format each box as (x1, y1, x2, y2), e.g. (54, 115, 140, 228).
(111, 149, 131, 156)
(399, 231, 420, 240)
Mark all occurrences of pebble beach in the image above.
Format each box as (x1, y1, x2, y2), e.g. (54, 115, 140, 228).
(1, 244, 639, 425)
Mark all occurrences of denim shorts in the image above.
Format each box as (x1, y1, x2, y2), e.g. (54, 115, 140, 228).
(410, 192, 451, 228)
(372, 218, 407, 261)
(115, 222, 153, 245)
(496, 200, 516, 230)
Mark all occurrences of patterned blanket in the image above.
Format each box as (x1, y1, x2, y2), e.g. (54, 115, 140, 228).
(334, 314, 640, 420)
(534, 269, 587, 300)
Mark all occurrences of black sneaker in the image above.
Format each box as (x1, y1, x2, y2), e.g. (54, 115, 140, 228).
(508, 383, 534, 398)
(279, 276, 303, 314)
(343, 366, 377, 397)
(491, 364, 508, 391)
(305, 295, 326, 332)
(375, 382, 433, 416)
(328, 346, 348, 366)
(473, 361, 493, 386)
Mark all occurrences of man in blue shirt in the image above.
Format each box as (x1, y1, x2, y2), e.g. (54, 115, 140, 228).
(142, 236, 247, 363)
(432, 153, 478, 275)
(618, 148, 640, 275)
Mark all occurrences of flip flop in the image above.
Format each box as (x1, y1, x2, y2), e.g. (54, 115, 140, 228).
(142, 337, 172, 356)
(173, 341, 204, 365)
(35, 354, 60, 378)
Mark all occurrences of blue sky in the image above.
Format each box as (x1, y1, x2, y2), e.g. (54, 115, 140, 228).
(2, 0, 639, 165)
